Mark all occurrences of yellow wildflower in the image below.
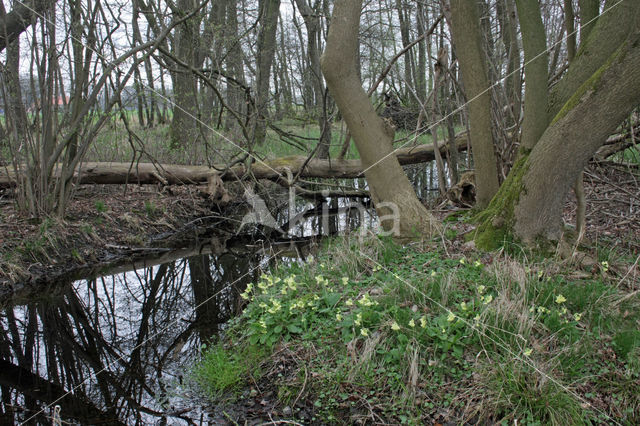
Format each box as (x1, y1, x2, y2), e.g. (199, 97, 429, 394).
(483, 294, 493, 304)
(420, 316, 427, 328)
(555, 294, 567, 304)
(391, 321, 401, 331)
(574, 313, 582, 321)
(409, 319, 415, 328)
(360, 328, 369, 337)
(477, 285, 486, 294)
(447, 311, 455, 322)
(460, 301, 468, 311)
(341, 276, 349, 285)
(267, 299, 282, 314)
(430, 270, 437, 277)
(524, 348, 533, 357)
(354, 313, 362, 326)
(345, 298, 354, 307)
(474, 260, 482, 267)
(459, 258, 466, 265)
(336, 313, 343, 321)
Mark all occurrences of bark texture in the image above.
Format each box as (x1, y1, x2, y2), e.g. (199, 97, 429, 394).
(578, 0, 599, 44)
(548, 0, 640, 117)
(447, 0, 499, 208)
(514, 34, 640, 241)
(515, 0, 548, 150)
(321, 0, 440, 238)
(476, 27, 640, 246)
(253, 0, 281, 145)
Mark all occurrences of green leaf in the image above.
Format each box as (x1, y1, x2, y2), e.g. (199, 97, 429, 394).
(287, 324, 303, 334)
(323, 292, 341, 307)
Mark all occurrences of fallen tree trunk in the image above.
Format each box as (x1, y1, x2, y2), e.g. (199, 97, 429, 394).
(0, 135, 468, 188)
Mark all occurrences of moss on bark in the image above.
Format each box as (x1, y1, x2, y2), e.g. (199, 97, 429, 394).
(472, 152, 529, 250)
(551, 40, 628, 126)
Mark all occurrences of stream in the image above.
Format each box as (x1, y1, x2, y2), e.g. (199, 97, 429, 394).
(0, 163, 450, 424)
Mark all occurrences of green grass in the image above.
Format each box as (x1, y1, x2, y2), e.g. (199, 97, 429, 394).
(191, 344, 267, 399)
(190, 236, 640, 424)
(81, 113, 456, 166)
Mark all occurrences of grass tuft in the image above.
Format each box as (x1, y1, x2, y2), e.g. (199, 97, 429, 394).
(191, 236, 640, 424)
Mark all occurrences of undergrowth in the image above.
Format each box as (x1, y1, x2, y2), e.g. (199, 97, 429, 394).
(191, 236, 640, 424)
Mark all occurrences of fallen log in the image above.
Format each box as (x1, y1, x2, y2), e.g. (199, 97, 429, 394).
(0, 134, 469, 188)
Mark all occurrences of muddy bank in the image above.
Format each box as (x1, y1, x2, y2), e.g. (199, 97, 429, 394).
(0, 185, 240, 297)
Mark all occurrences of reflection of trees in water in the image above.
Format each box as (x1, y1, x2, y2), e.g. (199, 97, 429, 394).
(0, 250, 260, 424)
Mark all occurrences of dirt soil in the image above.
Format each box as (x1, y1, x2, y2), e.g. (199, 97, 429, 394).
(0, 184, 238, 297)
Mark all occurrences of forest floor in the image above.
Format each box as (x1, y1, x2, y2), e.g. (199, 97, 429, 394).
(189, 163, 640, 425)
(192, 230, 640, 424)
(0, 184, 233, 297)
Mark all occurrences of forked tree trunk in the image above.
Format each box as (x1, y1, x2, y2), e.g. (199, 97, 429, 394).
(548, 0, 639, 117)
(475, 29, 640, 247)
(321, 0, 440, 238)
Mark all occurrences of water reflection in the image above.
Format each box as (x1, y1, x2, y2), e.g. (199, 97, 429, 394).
(0, 248, 273, 425)
(0, 159, 453, 424)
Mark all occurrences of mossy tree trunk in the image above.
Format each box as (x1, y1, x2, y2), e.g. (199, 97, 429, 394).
(476, 27, 640, 247)
(321, 0, 441, 238)
(547, 0, 640, 117)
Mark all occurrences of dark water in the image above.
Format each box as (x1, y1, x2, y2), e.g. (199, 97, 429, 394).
(0, 163, 447, 424)
(0, 195, 377, 425)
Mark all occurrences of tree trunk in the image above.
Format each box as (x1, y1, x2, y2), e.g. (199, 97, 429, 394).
(446, 0, 500, 208)
(563, 0, 577, 62)
(321, 0, 440, 238)
(169, 0, 203, 149)
(515, 0, 548, 150)
(476, 29, 640, 246)
(294, 0, 331, 159)
(578, 0, 599, 45)
(548, 0, 640, 117)
(497, 0, 522, 127)
(253, 0, 280, 145)
(225, 0, 246, 136)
